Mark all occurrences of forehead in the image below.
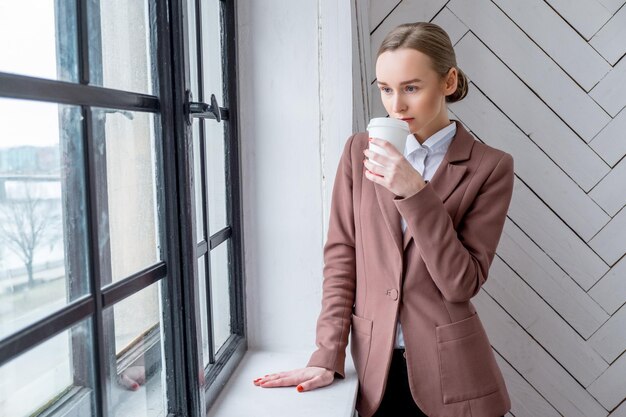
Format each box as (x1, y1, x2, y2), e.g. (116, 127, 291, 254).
(375, 48, 435, 83)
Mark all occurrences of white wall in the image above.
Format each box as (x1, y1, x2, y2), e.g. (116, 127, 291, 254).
(236, 0, 354, 352)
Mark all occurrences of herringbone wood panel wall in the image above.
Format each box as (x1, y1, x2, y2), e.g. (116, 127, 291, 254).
(356, 1, 626, 416)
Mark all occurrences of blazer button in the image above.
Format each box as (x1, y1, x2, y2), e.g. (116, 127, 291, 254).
(385, 289, 398, 300)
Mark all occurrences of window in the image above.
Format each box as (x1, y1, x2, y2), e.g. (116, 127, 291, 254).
(186, 0, 242, 370)
(0, 0, 245, 416)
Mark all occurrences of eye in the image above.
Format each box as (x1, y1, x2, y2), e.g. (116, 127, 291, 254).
(380, 86, 391, 94)
(406, 85, 420, 92)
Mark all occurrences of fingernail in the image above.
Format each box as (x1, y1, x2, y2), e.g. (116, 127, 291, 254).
(297, 385, 304, 392)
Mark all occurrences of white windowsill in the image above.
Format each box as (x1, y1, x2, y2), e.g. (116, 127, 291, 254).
(206, 348, 359, 417)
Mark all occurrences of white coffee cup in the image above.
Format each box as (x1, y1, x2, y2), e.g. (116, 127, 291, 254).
(366, 117, 410, 167)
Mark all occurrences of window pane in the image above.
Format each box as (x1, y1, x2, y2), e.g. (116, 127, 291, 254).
(210, 240, 231, 354)
(205, 120, 227, 236)
(0, 99, 89, 340)
(198, 256, 210, 367)
(0, 0, 78, 81)
(92, 109, 161, 284)
(186, 0, 199, 99)
(193, 120, 205, 242)
(105, 281, 166, 417)
(200, 0, 225, 107)
(0, 320, 96, 416)
(90, 0, 156, 94)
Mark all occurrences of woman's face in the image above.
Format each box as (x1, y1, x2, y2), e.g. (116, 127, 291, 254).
(375, 48, 456, 136)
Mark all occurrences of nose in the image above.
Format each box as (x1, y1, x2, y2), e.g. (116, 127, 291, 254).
(391, 93, 406, 114)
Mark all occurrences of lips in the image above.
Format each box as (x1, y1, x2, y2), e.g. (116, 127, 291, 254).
(400, 118, 414, 121)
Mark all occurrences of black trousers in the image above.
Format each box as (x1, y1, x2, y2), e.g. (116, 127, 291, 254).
(362, 348, 428, 416)
(360, 348, 506, 417)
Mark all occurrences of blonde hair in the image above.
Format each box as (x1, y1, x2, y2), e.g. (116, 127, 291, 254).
(376, 22, 468, 103)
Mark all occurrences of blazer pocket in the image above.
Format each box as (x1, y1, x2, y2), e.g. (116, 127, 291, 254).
(350, 313, 373, 384)
(436, 312, 500, 404)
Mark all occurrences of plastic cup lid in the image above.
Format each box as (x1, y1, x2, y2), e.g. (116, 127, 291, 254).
(367, 117, 410, 131)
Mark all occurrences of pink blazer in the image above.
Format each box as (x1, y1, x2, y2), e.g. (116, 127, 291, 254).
(306, 120, 514, 417)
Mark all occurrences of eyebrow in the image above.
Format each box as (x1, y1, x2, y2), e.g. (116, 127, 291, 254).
(376, 78, 423, 85)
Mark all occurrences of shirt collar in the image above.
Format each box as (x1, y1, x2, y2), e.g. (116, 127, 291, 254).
(404, 121, 457, 156)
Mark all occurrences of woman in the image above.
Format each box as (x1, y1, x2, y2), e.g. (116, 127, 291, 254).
(254, 22, 513, 417)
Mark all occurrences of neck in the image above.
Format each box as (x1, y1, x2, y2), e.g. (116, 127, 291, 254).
(412, 117, 454, 145)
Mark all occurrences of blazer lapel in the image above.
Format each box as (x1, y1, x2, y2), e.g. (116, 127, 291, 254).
(374, 120, 474, 258)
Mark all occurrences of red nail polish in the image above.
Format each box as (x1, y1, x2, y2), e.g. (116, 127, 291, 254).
(297, 385, 304, 392)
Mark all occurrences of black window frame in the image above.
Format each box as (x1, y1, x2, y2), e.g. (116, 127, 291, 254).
(0, 0, 247, 415)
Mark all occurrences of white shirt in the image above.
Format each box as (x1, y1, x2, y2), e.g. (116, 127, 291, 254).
(394, 121, 457, 348)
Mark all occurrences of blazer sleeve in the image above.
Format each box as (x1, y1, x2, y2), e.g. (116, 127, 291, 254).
(306, 133, 358, 379)
(393, 152, 514, 303)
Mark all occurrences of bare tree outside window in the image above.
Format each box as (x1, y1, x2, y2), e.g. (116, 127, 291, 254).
(0, 182, 62, 288)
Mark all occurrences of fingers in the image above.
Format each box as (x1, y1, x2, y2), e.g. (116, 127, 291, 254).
(119, 373, 141, 391)
(369, 137, 400, 156)
(364, 146, 391, 168)
(255, 371, 302, 388)
(363, 150, 387, 179)
(363, 158, 384, 178)
(364, 166, 383, 182)
(253, 370, 300, 388)
(297, 373, 333, 392)
(253, 368, 334, 392)
(252, 373, 272, 386)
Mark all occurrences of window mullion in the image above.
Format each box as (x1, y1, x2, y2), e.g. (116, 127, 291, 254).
(78, 0, 109, 415)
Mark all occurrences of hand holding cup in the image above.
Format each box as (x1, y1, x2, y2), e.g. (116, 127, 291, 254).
(364, 117, 427, 198)
(366, 117, 410, 165)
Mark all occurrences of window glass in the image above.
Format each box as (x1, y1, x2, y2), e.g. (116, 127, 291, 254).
(198, 256, 210, 367)
(90, 0, 156, 94)
(187, 0, 199, 99)
(92, 108, 161, 284)
(199, 0, 228, 237)
(193, 120, 205, 242)
(0, 0, 78, 81)
(210, 240, 231, 354)
(0, 320, 95, 416)
(205, 120, 227, 236)
(200, 0, 224, 107)
(105, 281, 166, 417)
(0, 98, 89, 340)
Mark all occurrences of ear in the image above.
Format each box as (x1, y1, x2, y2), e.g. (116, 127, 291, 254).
(443, 67, 457, 95)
